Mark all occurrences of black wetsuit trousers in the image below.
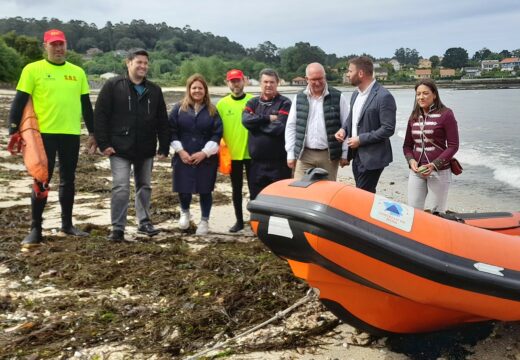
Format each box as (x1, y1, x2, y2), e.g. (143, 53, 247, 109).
(31, 134, 80, 229)
(230, 159, 251, 223)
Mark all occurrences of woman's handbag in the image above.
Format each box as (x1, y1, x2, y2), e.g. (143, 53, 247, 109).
(450, 158, 463, 175)
(422, 134, 463, 176)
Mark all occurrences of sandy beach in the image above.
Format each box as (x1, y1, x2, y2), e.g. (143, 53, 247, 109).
(1, 90, 520, 360)
(2, 144, 519, 360)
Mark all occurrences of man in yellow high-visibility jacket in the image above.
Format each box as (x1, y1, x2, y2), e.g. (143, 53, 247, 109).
(216, 69, 253, 232)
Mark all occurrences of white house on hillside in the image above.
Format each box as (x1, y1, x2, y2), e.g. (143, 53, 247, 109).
(481, 60, 499, 70)
(389, 59, 401, 71)
(500, 57, 520, 71)
(100, 72, 119, 80)
(462, 67, 481, 78)
(418, 58, 432, 69)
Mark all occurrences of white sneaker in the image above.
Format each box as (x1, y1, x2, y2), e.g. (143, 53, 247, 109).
(178, 211, 190, 230)
(195, 220, 209, 235)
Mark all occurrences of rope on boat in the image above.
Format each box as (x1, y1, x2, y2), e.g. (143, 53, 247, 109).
(185, 288, 317, 360)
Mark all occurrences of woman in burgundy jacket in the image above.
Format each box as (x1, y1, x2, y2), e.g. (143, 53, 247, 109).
(403, 79, 459, 214)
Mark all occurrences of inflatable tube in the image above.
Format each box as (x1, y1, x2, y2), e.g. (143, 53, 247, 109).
(248, 171, 520, 334)
(19, 97, 48, 185)
(7, 98, 49, 199)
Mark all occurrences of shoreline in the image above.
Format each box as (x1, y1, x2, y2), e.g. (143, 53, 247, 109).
(2, 77, 520, 97)
(96, 79, 520, 95)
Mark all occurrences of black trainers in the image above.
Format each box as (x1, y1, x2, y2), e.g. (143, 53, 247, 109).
(229, 221, 244, 233)
(21, 228, 43, 247)
(108, 230, 125, 242)
(61, 226, 89, 237)
(137, 223, 160, 237)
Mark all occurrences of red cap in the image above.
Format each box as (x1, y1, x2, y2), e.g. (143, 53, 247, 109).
(226, 69, 244, 81)
(44, 29, 66, 43)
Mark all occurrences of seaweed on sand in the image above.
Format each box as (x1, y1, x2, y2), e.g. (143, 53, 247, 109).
(1, 224, 316, 358)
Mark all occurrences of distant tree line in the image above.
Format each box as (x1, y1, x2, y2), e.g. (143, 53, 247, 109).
(0, 17, 352, 84)
(1, 17, 519, 84)
(395, 46, 520, 69)
(0, 17, 247, 56)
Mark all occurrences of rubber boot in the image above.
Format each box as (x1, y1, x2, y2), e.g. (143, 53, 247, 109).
(230, 199, 244, 233)
(21, 222, 43, 247)
(229, 220, 244, 233)
(60, 189, 88, 237)
(21, 193, 46, 247)
(61, 218, 89, 237)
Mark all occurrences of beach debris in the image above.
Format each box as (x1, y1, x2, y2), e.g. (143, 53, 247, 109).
(4, 321, 36, 333)
(185, 288, 316, 360)
(39, 269, 58, 279)
(0, 264, 10, 275)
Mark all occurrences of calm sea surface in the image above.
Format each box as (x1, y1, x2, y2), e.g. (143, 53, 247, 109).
(336, 87, 520, 212)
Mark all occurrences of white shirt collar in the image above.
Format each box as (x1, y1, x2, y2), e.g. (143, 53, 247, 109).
(358, 79, 376, 96)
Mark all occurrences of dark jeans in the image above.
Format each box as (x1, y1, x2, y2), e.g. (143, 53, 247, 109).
(230, 159, 251, 223)
(250, 159, 292, 200)
(31, 134, 80, 228)
(179, 193, 212, 219)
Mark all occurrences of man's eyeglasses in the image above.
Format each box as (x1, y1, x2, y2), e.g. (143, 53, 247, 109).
(306, 77, 325, 83)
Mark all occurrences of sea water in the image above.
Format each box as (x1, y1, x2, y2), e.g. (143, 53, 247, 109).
(338, 87, 520, 212)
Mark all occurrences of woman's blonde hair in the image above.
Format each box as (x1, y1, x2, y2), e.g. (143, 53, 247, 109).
(180, 74, 216, 116)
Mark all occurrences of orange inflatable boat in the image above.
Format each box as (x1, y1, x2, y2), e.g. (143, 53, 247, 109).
(7, 97, 49, 198)
(248, 169, 520, 335)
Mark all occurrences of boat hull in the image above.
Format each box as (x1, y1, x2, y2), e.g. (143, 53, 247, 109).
(248, 179, 520, 334)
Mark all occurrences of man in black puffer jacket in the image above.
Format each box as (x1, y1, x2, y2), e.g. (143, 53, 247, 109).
(242, 68, 292, 200)
(94, 49, 170, 241)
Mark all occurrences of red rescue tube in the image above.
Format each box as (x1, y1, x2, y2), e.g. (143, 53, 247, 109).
(8, 97, 49, 198)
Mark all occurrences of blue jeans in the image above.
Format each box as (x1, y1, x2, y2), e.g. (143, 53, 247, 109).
(110, 156, 153, 231)
(178, 193, 212, 220)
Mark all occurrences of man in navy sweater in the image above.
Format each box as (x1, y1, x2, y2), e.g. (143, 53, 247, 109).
(242, 68, 292, 200)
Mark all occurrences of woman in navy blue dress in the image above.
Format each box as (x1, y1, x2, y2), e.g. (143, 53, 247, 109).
(169, 74, 223, 235)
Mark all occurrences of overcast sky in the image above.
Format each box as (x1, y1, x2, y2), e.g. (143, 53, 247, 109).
(3, 0, 519, 58)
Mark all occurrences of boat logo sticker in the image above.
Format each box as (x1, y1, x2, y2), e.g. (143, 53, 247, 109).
(268, 216, 294, 239)
(474, 262, 504, 277)
(370, 195, 414, 232)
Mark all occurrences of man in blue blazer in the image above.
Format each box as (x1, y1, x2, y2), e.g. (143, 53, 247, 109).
(335, 56, 396, 193)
